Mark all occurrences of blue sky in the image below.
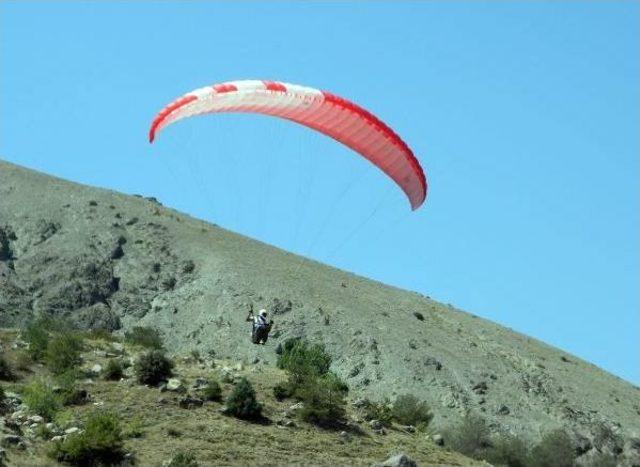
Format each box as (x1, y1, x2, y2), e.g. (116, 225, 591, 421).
(1, 1, 638, 384)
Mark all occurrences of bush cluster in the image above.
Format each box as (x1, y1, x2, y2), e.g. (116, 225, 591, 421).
(22, 379, 60, 421)
(48, 410, 124, 466)
(529, 429, 576, 467)
(392, 394, 433, 428)
(202, 379, 222, 402)
(0, 355, 15, 381)
(276, 338, 348, 427)
(103, 359, 124, 381)
(277, 338, 331, 387)
(125, 326, 164, 349)
(23, 318, 51, 361)
(362, 399, 393, 427)
(444, 414, 578, 467)
(225, 378, 262, 420)
(54, 370, 87, 406)
(134, 350, 174, 385)
(168, 450, 199, 467)
(45, 333, 84, 375)
(0, 385, 6, 414)
(297, 373, 347, 427)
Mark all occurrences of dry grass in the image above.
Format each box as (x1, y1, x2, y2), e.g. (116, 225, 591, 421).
(0, 329, 479, 466)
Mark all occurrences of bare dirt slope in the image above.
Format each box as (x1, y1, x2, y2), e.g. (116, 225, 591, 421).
(1, 159, 639, 460)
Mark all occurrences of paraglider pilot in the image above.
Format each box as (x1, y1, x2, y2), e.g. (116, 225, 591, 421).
(246, 304, 273, 345)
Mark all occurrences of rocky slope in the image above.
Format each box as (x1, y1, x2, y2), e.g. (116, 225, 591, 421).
(1, 159, 639, 464)
(0, 329, 477, 467)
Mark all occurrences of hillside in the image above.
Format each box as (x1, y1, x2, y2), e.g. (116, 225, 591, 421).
(0, 329, 480, 466)
(1, 159, 639, 465)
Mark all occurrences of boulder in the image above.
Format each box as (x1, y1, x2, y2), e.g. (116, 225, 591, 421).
(192, 378, 208, 390)
(27, 415, 44, 424)
(372, 453, 417, 467)
(179, 396, 204, 409)
(64, 427, 80, 435)
(369, 419, 383, 430)
(1, 434, 22, 448)
(166, 378, 184, 392)
(432, 434, 444, 446)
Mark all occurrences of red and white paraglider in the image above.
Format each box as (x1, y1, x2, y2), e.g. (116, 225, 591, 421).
(149, 80, 427, 210)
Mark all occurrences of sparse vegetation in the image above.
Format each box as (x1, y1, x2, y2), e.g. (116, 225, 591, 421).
(273, 382, 293, 401)
(190, 349, 201, 362)
(103, 359, 124, 381)
(276, 338, 348, 427)
(45, 332, 84, 375)
(134, 349, 174, 385)
(277, 338, 332, 393)
(182, 260, 195, 274)
(484, 433, 529, 467)
(125, 326, 164, 349)
(22, 378, 60, 421)
(392, 394, 433, 428)
(0, 385, 6, 413)
(167, 451, 199, 467)
(23, 318, 51, 361)
(202, 379, 222, 402)
(48, 410, 125, 465)
(277, 338, 332, 380)
(225, 377, 262, 420)
(445, 413, 491, 459)
(0, 355, 15, 381)
(15, 350, 32, 371)
(297, 373, 347, 427)
(362, 398, 393, 427)
(54, 370, 87, 406)
(529, 429, 576, 467)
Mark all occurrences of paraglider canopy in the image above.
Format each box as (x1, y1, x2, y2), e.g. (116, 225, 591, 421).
(149, 80, 427, 210)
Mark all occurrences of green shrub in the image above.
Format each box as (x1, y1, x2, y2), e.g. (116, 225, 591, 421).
(362, 398, 393, 427)
(168, 451, 198, 467)
(392, 394, 433, 428)
(445, 413, 491, 459)
(45, 333, 84, 375)
(103, 359, 124, 381)
(0, 355, 15, 381)
(23, 318, 51, 361)
(22, 379, 60, 421)
(48, 410, 124, 465)
(484, 433, 529, 467)
(134, 350, 174, 385)
(528, 429, 576, 467)
(124, 326, 164, 349)
(35, 423, 54, 440)
(273, 382, 293, 401)
(123, 417, 144, 439)
(277, 338, 332, 385)
(593, 422, 623, 455)
(202, 379, 222, 402)
(225, 378, 262, 420)
(297, 373, 347, 427)
(54, 370, 87, 406)
(14, 350, 32, 371)
(0, 385, 6, 412)
(84, 329, 118, 342)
